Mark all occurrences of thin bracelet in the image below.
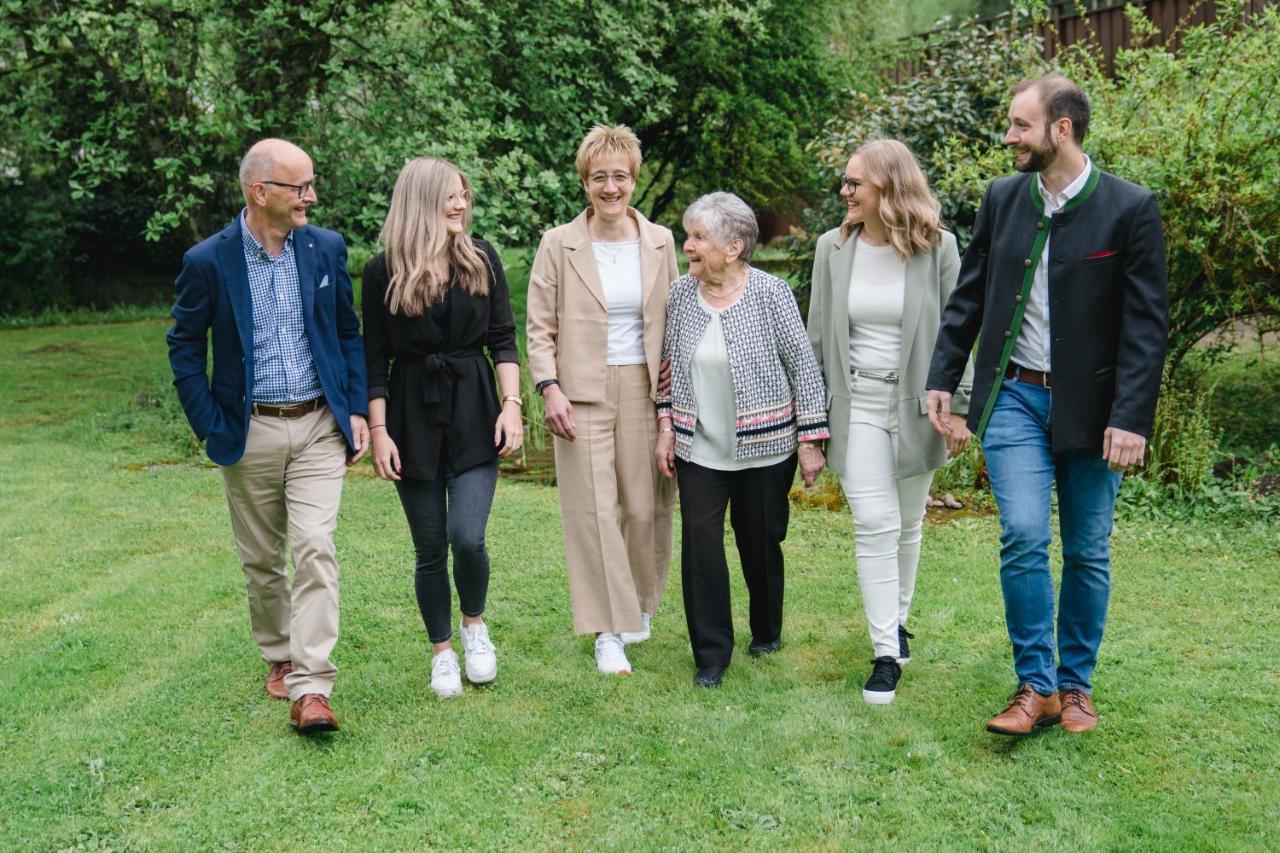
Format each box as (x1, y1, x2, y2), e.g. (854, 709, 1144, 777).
(502, 394, 523, 407)
(369, 424, 387, 432)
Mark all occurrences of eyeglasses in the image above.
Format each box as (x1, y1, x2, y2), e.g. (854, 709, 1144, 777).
(588, 171, 634, 187)
(839, 176, 864, 192)
(447, 190, 473, 205)
(260, 179, 315, 198)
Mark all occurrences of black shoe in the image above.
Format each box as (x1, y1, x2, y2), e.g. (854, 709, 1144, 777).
(748, 639, 781, 658)
(862, 656, 901, 705)
(694, 666, 725, 688)
(897, 625, 914, 664)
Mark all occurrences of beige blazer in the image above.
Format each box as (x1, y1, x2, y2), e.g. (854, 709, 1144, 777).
(807, 227, 974, 479)
(526, 207, 679, 402)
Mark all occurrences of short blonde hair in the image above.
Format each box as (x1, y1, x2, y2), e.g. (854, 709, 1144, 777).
(841, 139, 942, 260)
(575, 124, 643, 183)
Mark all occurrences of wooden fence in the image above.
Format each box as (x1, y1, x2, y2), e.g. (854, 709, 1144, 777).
(891, 0, 1277, 82)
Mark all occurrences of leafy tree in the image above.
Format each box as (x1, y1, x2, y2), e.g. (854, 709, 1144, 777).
(0, 0, 858, 313)
(932, 1, 1280, 373)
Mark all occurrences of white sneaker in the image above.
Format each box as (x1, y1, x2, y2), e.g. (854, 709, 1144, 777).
(430, 649, 463, 698)
(460, 621, 497, 684)
(620, 612, 651, 645)
(594, 633, 632, 675)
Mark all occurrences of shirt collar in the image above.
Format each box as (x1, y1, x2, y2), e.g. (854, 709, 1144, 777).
(240, 209, 294, 260)
(1037, 154, 1092, 206)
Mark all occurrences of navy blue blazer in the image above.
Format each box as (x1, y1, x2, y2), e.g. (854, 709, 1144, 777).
(167, 216, 369, 466)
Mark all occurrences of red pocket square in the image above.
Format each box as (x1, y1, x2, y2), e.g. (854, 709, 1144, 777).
(1084, 249, 1117, 260)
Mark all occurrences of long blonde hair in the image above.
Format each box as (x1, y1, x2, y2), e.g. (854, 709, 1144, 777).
(380, 157, 489, 315)
(840, 139, 942, 260)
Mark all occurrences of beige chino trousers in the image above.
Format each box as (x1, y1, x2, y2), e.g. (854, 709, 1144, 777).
(220, 405, 347, 699)
(554, 364, 675, 635)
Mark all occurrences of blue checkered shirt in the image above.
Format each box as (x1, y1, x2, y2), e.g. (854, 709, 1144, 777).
(240, 211, 322, 404)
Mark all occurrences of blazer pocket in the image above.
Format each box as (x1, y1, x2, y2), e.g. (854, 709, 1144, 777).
(1083, 249, 1118, 264)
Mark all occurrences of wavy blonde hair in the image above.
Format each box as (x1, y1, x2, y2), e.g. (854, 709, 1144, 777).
(840, 139, 942, 260)
(380, 157, 489, 315)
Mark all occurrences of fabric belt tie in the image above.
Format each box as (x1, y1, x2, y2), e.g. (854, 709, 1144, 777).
(401, 350, 485, 426)
(252, 397, 325, 418)
(1006, 363, 1051, 388)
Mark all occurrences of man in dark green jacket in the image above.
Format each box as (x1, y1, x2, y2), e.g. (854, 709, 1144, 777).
(926, 75, 1168, 737)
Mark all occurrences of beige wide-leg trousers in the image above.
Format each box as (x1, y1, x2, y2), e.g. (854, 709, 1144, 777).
(220, 405, 347, 699)
(554, 365, 675, 635)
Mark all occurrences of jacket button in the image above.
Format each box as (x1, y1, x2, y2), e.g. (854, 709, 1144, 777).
(994, 366, 1001, 374)
(1004, 331, 1012, 338)
(1023, 259, 1033, 268)
(1015, 294, 1023, 303)
(1037, 221, 1045, 230)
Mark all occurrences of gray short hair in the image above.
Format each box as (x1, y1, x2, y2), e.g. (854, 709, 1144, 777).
(682, 191, 758, 263)
(239, 147, 275, 191)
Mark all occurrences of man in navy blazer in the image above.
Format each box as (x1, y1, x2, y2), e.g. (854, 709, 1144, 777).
(926, 76, 1168, 736)
(167, 138, 368, 734)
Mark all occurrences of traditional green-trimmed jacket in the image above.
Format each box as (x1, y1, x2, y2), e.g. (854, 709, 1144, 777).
(926, 168, 1168, 452)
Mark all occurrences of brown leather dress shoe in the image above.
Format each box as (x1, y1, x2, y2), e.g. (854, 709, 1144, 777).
(1059, 689, 1099, 733)
(265, 660, 293, 700)
(289, 693, 339, 734)
(986, 684, 1062, 736)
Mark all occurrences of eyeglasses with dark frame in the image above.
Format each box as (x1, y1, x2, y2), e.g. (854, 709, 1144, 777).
(260, 179, 316, 198)
(839, 176, 864, 192)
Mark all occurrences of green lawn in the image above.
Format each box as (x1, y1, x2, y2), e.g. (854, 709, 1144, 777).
(1, 320, 1277, 849)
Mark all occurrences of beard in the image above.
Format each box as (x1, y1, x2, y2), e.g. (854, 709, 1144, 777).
(1014, 130, 1058, 173)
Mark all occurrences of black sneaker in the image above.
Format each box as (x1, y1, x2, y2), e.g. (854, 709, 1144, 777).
(898, 625, 914, 664)
(863, 656, 901, 705)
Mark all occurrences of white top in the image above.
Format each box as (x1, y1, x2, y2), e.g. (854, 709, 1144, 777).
(1013, 156, 1093, 372)
(690, 292, 792, 471)
(594, 240, 647, 366)
(847, 237, 906, 371)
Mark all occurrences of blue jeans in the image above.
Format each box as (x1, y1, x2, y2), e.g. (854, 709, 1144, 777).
(394, 459, 498, 644)
(981, 377, 1122, 696)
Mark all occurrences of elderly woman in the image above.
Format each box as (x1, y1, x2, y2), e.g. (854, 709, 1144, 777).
(807, 139, 974, 704)
(656, 192, 829, 688)
(526, 125, 679, 676)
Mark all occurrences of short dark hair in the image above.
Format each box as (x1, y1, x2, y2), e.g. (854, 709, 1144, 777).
(1013, 74, 1090, 145)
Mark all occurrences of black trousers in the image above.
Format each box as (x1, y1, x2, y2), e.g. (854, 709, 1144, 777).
(676, 454, 797, 669)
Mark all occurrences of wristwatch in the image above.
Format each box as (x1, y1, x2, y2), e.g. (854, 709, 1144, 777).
(535, 378, 560, 395)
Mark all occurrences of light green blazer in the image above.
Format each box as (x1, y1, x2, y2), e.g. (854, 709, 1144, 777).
(806, 227, 974, 479)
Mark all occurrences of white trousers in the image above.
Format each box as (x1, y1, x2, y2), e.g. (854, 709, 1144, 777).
(839, 374, 933, 660)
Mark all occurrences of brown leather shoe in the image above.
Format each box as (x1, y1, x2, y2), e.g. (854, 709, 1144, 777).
(265, 660, 293, 700)
(289, 693, 339, 734)
(986, 684, 1062, 736)
(1059, 688, 1099, 733)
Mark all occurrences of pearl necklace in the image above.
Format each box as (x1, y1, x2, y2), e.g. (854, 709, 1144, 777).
(700, 267, 749, 300)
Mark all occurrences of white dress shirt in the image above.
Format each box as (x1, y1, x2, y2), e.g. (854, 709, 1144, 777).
(1011, 155, 1093, 373)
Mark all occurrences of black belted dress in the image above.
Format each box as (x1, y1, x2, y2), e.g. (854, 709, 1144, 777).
(362, 237, 519, 481)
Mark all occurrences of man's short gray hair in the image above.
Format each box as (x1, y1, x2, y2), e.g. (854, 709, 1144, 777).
(682, 191, 758, 263)
(239, 147, 275, 191)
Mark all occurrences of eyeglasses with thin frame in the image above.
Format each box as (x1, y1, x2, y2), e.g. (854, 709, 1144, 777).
(839, 175, 864, 192)
(589, 171, 634, 188)
(446, 189, 473, 206)
(260, 179, 316, 198)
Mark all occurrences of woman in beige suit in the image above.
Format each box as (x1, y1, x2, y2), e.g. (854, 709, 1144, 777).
(526, 125, 679, 676)
(807, 139, 974, 704)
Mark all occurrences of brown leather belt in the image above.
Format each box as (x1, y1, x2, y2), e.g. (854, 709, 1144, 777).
(252, 397, 326, 418)
(1005, 363, 1051, 388)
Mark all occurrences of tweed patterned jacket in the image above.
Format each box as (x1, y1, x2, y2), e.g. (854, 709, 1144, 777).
(658, 267, 829, 462)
